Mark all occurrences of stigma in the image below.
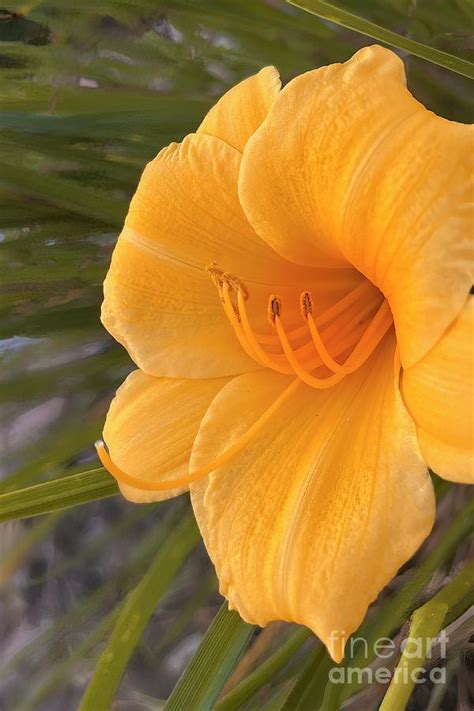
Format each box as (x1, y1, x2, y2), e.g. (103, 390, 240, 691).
(206, 263, 393, 390)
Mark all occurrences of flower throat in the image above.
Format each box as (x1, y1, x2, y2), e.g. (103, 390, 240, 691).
(207, 263, 393, 390)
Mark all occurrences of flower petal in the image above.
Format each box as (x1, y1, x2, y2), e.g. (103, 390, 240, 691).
(402, 297, 474, 483)
(190, 335, 435, 661)
(103, 370, 230, 502)
(239, 46, 409, 268)
(102, 132, 359, 377)
(239, 45, 473, 366)
(124, 133, 292, 280)
(197, 66, 281, 152)
(102, 239, 259, 378)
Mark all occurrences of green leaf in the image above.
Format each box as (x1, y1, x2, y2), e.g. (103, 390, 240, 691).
(0, 162, 126, 226)
(0, 468, 118, 521)
(281, 645, 333, 710)
(216, 626, 312, 710)
(78, 512, 200, 711)
(288, 0, 474, 78)
(165, 603, 255, 711)
(379, 563, 474, 711)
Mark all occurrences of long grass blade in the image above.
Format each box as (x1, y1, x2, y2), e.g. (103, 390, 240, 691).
(0, 162, 126, 226)
(0, 468, 118, 521)
(281, 645, 332, 710)
(288, 0, 474, 79)
(78, 512, 200, 710)
(379, 563, 474, 711)
(216, 626, 312, 710)
(165, 603, 255, 711)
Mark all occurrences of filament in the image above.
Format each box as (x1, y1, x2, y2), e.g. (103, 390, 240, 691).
(232, 285, 294, 374)
(207, 263, 393, 391)
(238, 286, 381, 370)
(305, 298, 393, 374)
(222, 281, 317, 373)
(274, 314, 347, 389)
(252, 279, 372, 347)
(220, 281, 265, 366)
(311, 279, 372, 328)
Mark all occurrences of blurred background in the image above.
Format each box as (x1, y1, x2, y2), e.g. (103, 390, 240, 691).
(0, 1, 472, 709)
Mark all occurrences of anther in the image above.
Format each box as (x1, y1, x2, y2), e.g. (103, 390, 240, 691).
(300, 291, 313, 318)
(268, 295, 282, 324)
(206, 264, 392, 390)
(206, 262, 225, 288)
(223, 272, 248, 299)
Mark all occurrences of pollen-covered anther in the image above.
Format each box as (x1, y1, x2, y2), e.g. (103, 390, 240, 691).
(223, 272, 248, 299)
(206, 262, 249, 301)
(268, 295, 282, 325)
(206, 262, 225, 289)
(300, 291, 313, 318)
(207, 263, 393, 388)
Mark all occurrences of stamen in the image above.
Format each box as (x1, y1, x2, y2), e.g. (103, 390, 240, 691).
(221, 279, 242, 322)
(314, 280, 373, 329)
(247, 280, 373, 346)
(249, 281, 371, 346)
(220, 281, 267, 367)
(236, 285, 380, 375)
(96, 380, 300, 491)
(237, 287, 312, 364)
(206, 262, 371, 347)
(306, 299, 393, 374)
(274, 299, 392, 389)
(206, 262, 392, 390)
(274, 314, 347, 389)
(235, 288, 299, 374)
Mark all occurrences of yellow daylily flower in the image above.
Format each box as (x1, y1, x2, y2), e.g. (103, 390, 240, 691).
(97, 46, 474, 662)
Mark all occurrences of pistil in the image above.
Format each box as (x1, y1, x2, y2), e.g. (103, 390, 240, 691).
(95, 378, 299, 491)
